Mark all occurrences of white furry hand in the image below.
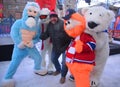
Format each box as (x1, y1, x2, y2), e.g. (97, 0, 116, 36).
(18, 42, 25, 49)
(26, 41, 34, 48)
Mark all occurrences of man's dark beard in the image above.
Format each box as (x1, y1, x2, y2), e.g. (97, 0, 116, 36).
(51, 20, 57, 24)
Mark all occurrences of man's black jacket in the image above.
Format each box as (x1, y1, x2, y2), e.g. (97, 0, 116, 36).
(40, 19, 72, 53)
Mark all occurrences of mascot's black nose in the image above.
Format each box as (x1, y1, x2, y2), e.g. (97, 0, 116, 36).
(88, 21, 99, 29)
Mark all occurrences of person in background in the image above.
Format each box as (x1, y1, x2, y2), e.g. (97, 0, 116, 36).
(40, 11, 72, 84)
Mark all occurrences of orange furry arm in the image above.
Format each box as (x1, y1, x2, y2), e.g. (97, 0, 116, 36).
(75, 40, 83, 53)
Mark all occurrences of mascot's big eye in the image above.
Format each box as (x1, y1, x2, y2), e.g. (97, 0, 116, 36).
(68, 21, 70, 24)
(29, 9, 32, 12)
(65, 22, 67, 25)
(34, 11, 37, 14)
(65, 20, 71, 25)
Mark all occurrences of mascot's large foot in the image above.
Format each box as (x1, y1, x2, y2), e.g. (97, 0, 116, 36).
(34, 69, 47, 76)
(0, 79, 15, 87)
(47, 68, 54, 75)
(90, 80, 99, 87)
(47, 71, 54, 75)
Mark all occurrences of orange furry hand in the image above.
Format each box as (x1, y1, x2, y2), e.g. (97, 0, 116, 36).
(75, 40, 83, 53)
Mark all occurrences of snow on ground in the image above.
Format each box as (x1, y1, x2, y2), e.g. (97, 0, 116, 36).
(0, 53, 120, 87)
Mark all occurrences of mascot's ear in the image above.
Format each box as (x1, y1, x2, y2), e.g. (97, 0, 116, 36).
(107, 10, 115, 21)
(40, 8, 50, 15)
(27, 1, 30, 5)
(81, 7, 89, 15)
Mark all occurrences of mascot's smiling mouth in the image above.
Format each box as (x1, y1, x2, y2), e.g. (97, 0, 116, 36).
(28, 15, 35, 19)
(88, 21, 99, 29)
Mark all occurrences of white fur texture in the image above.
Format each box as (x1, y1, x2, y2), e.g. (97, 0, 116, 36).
(82, 6, 115, 87)
(40, 8, 50, 15)
(25, 17, 36, 28)
(1, 79, 15, 87)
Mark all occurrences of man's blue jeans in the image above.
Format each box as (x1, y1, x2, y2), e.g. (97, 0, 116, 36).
(51, 50, 68, 77)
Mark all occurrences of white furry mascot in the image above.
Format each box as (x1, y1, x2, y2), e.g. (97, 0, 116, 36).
(81, 6, 115, 87)
(39, 8, 54, 74)
(1, 2, 48, 87)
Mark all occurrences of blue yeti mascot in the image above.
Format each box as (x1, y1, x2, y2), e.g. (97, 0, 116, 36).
(1, 2, 47, 87)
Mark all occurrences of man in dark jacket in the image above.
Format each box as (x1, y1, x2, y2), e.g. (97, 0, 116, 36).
(40, 11, 71, 84)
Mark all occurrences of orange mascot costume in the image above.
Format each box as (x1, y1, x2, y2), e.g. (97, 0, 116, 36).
(63, 9, 96, 87)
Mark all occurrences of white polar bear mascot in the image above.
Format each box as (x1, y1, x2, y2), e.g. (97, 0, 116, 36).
(39, 8, 54, 74)
(81, 6, 115, 87)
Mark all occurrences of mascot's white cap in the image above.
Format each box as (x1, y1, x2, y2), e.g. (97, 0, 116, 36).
(40, 8, 50, 15)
